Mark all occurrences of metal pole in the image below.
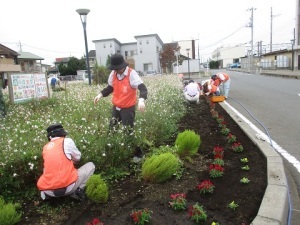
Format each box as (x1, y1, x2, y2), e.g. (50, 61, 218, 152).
(76, 9, 91, 86)
(82, 23, 91, 86)
(188, 52, 190, 79)
(176, 51, 179, 75)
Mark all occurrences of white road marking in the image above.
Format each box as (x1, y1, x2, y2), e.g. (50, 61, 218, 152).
(224, 101, 300, 174)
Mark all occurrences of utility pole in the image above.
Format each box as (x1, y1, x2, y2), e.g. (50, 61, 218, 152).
(247, 7, 256, 72)
(270, 7, 281, 52)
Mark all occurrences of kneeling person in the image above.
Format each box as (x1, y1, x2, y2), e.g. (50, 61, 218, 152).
(184, 80, 200, 104)
(37, 124, 95, 201)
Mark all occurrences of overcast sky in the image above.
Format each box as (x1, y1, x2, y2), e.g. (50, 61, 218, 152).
(1, 0, 296, 65)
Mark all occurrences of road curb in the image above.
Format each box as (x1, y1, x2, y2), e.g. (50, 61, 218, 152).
(219, 101, 289, 225)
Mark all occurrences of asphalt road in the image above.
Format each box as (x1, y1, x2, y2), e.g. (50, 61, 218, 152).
(199, 70, 300, 194)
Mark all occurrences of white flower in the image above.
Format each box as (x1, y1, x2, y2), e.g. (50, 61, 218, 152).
(13, 173, 17, 177)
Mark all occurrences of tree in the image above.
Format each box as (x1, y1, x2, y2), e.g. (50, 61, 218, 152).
(93, 60, 110, 85)
(58, 57, 87, 76)
(160, 44, 183, 74)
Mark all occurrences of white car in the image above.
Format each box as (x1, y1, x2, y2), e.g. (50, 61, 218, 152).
(146, 70, 156, 75)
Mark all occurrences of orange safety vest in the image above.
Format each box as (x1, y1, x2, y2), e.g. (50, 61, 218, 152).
(112, 68, 137, 108)
(217, 73, 230, 83)
(37, 137, 78, 190)
(210, 84, 218, 93)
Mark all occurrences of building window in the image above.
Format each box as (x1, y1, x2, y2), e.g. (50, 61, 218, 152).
(103, 44, 106, 48)
(110, 43, 112, 48)
(140, 41, 142, 45)
(146, 40, 149, 44)
(140, 49, 143, 54)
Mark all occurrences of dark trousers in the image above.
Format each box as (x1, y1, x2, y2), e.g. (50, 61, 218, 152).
(109, 105, 135, 132)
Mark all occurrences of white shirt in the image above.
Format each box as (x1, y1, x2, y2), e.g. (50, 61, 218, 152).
(184, 82, 200, 96)
(107, 66, 143, 88)
(50, 137, 81, 162)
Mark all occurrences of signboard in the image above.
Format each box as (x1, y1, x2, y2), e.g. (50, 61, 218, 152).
(8, 74, 50, 104)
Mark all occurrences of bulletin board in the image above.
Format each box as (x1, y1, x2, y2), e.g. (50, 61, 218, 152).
(8, 73, 50, 104)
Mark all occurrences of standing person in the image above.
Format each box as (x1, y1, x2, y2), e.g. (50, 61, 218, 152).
(184, 80, 200, 104)
(212, 72, 231, 98)
(37, 124, 95, 201)
(93, 53, 148, 132)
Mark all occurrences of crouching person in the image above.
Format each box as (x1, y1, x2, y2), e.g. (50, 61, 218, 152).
(184, 80, 200, 104)
(37, 124, 95, 201)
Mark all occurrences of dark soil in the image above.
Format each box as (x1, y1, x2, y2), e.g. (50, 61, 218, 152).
(19, 96, 267, 225)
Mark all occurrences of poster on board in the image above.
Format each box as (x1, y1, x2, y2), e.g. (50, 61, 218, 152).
(8, 74, 50, 104)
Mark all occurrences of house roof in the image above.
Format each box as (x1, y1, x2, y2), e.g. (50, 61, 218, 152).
(92, 38, 122, 46)
(88, 50, 96, 57)
(17, 52, 44, 60)
(0, 43, 19, 57)
(134, 34, 164, 46)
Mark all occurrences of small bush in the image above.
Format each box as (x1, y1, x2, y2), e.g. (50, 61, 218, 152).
(0, 197, 22, 225)
(142, 152, 180, 183)
(85, 174, 109, 203)
(175, 130, 201, 157)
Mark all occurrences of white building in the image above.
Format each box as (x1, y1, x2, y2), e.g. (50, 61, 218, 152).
(93, 34, 164, 75)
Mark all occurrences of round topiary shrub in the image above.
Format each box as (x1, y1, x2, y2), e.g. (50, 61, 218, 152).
(85, 174, 109, 203)
(175, 130, 201, 157)
(142, 152, 180, 183)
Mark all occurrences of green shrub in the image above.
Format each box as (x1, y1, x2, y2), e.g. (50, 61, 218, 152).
(142, 152, 180, 183)
(85, 174, 109, 203)
(0, 197, 22, 225)
(175, 130, 201, 157)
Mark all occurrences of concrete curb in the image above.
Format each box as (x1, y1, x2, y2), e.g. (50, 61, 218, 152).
(219, 102, 289, 225)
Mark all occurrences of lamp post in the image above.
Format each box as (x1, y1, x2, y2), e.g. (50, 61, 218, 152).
(186, 48, 190, 79)
(76, 8, 91, 86)
(291, 39, 295, 71)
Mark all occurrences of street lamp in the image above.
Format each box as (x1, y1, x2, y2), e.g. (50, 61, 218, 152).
(291, 39, 295, 71)
(186, 48, 190, 79)
(76, 8, 92, 86)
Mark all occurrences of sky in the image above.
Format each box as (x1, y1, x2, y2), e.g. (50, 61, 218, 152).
(1, 0, 296, 65)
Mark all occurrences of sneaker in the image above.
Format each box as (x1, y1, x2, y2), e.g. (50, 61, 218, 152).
(41, 191, 51, 200)
(70, 188, 86, 202)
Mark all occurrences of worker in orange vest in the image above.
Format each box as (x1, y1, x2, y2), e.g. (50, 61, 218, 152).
(94, 54, 148, 131)
(211, 72, 231, 98)
(37, 124, 95, 201)
(201, 79, 220, 96)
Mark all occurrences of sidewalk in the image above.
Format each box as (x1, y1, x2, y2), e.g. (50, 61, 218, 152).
(228, 68, 300, 79)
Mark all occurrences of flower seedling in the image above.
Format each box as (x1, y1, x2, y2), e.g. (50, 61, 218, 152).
(211, 222, 220, 225)
(221, 127, 230, 135)
(212, 158, 224, 166)
(232, 142, 244, 152)
(130, 208, 152, 225)
(85, 218, 105, 225)
(240, 177, 250, 184)
(188, 203, 207, 223)
(228, 201, 239, 210)
(209, 164, 224, 178)
(240, 158, 248, 163)
(213, 146, 224, 158)
(227, 133, 237, 143)
(216, 116, 224, 123)
(197, 180, 215, 194)
(241, 165, 250, 170)
(169, 193, 187, 211)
